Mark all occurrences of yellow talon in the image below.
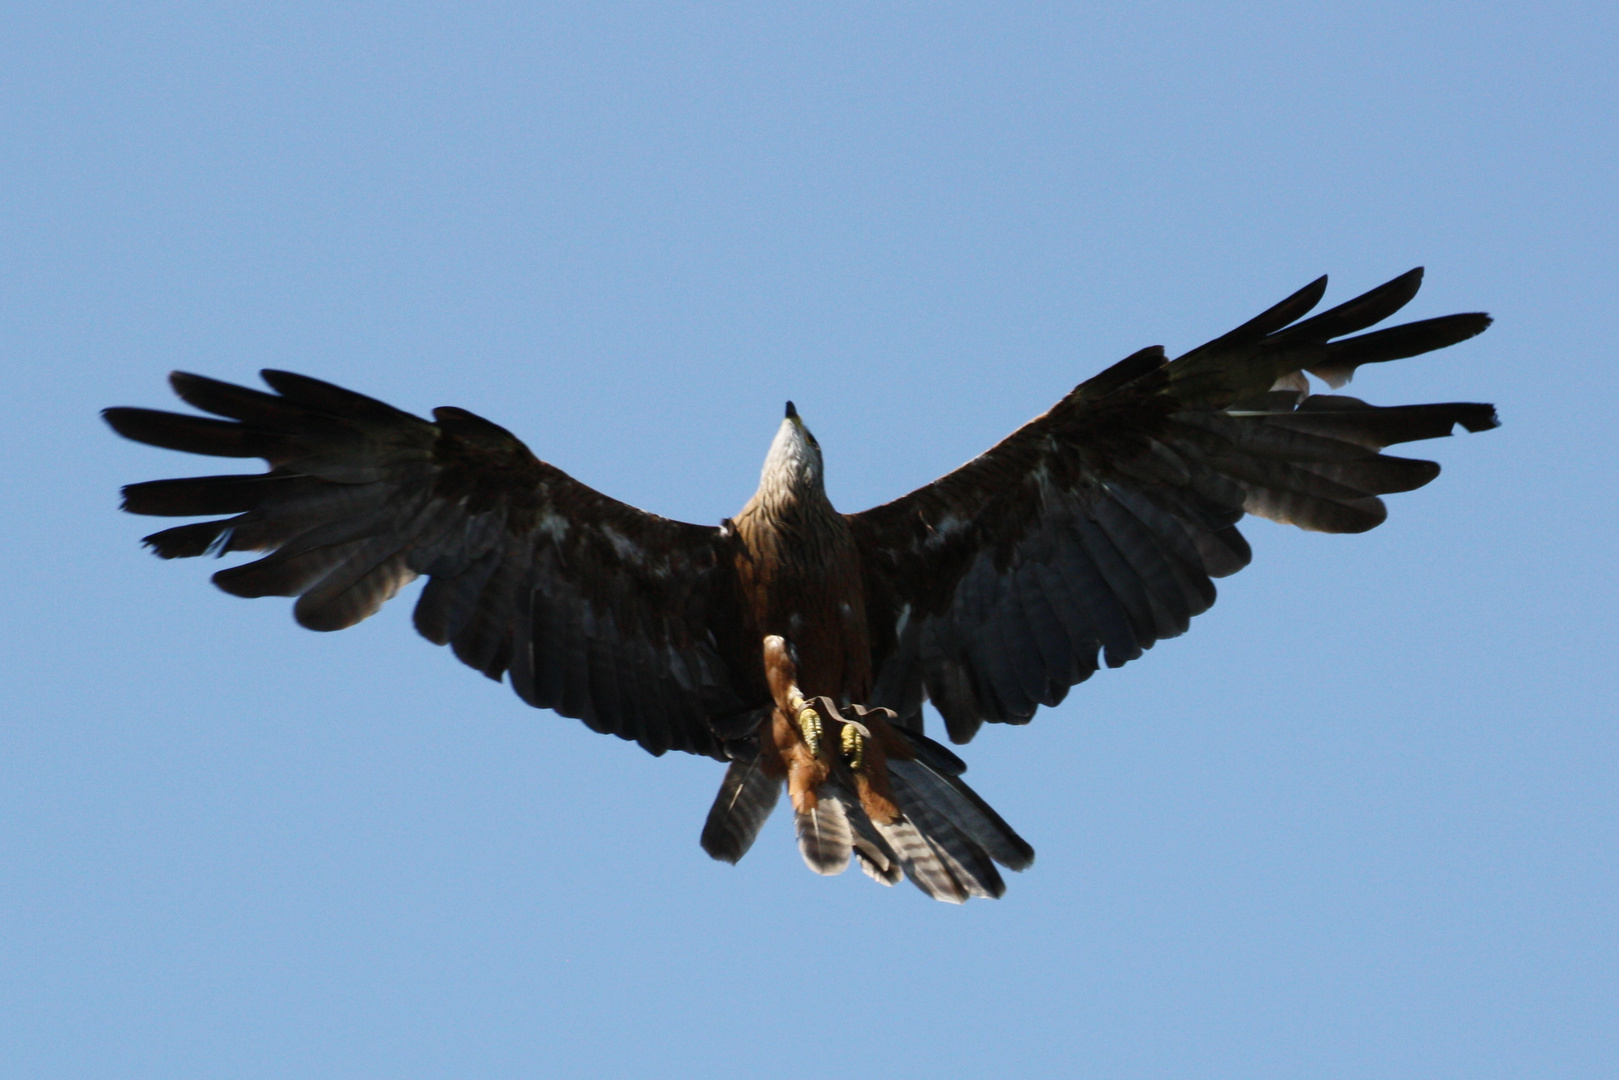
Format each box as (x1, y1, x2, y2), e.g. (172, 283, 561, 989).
(796, 706, 822, 756)
(841, 723, 865, 771)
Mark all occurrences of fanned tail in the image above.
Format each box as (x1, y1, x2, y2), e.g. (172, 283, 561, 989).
(833, 700, 1033, 903)
(695, 703, 1031, 903)
(790, 779, 908, 884)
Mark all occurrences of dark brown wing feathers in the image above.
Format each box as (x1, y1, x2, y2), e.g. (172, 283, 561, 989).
(106, 370, 764, 758)
(106, 270, 1495, 901)
(852, 268, 1497, 743)
(106, 271, 1494, 770)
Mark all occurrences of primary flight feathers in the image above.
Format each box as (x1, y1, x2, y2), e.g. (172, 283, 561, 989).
(106, 268, 1496, 902)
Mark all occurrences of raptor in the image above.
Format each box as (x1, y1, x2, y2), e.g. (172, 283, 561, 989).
(105, 268, 1497, 902)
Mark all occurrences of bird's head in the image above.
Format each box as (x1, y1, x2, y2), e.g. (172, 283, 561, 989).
(758, 400, 825, 501)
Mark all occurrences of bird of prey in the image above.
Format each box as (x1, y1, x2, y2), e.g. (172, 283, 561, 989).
(105, 268, 1498, 903)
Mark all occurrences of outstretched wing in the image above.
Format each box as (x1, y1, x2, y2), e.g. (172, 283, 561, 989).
(848, 268, 1498, 744)
(105, 371, 766, 758)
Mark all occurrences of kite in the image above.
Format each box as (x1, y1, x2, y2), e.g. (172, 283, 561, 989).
(105, 268, 1498, 902)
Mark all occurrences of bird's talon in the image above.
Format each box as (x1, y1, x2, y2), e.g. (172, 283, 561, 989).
(841, 722, 865, 772)
(796, 707, 822, 756)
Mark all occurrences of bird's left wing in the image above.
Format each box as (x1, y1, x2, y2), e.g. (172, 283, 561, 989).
(847, 269, 1498, 744)
(105, 371, 765, 758)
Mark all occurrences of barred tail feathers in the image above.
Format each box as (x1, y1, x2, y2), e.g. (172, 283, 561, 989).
(699, 757, 781, 864)
(696, 699, 1031, 902)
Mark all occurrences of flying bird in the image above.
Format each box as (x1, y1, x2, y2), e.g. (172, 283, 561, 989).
(105, 268, 1498, 903)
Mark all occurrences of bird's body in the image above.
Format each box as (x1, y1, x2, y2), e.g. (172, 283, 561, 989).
(732, 414, 873, 709)
(730, 408, 918, 853)
(106, 268, 1498, 901)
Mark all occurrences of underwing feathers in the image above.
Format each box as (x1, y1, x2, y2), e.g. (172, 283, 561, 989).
(108, 267, 1496, 904)
(106, 369, 762, 759)
(851, 268, 1496, 744)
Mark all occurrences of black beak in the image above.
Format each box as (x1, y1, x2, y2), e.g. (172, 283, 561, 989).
(785, 401, 798, 420)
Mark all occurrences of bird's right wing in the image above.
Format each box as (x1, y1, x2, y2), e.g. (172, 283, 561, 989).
(848, 269, 1499, 744)
(105, 371, 767, 758)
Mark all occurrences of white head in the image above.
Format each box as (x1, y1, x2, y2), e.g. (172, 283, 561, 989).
(756, 401, 825, 502)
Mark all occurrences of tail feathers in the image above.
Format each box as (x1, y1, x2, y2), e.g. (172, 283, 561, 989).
(808, 781, 907, 885)
(871, 814, 972, 903)
(887, 767, 1004, 900)
(889, 724, 969, 776)
(889, 755, 1035, 871)
(799, 700, 1033, 902)
(700, 758, 781, 864)
(795, 797, 853, 876)
(843, 754, 1035, 903)
(855, 848, 903, 886)
(845, 801, 904, 886)
(694, 751, 1023, 902)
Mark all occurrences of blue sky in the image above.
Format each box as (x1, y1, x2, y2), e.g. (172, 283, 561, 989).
(3, 3, 1614, 1077)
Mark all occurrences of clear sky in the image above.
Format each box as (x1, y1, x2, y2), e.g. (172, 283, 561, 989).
(3, 3, 1614, 1078)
